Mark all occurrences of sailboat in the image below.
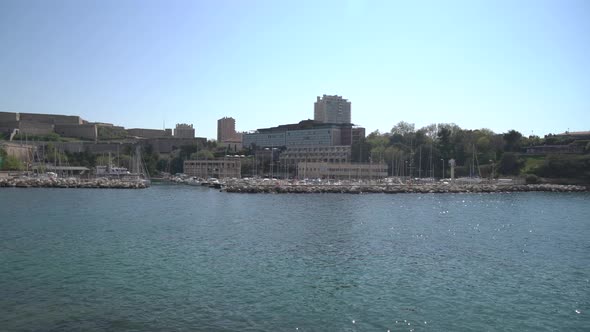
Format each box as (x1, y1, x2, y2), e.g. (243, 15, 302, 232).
(95, 145, 150, 186)
(130, 145, 151, 186)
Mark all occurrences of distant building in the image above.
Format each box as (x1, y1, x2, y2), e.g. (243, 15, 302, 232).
(243, 132, 286, 149)
(297, 162, 388, 179)
(218, 139, 243, 153)
(18, 112, 83, 125)
(217, 117, 238, 142)
(174, 123, 195, 138)
(184, 159, 241, 179)
(0, 142, 34, 162)
(555, 131, 590, 139)
(147, 137, 207, 155)
(242, 120, 364, 149)
(314, 95, 351, 124)
(0, 111, 85, 137)
(280, 146, 351, 165)
(54, 124, 97, 140)
(352, 127, 366, 144)
(525, 145, 584, 154)
(128, 128, 172, 139)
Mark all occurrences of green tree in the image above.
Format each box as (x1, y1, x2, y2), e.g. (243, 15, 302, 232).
(0, 146, 6, 169)
(2, 155, 23, 171)
(191, 149, 215, 160)
(390, 121, 415, 137)
(437, 127, 452, 159)
(503, 130, 523, 152)
(498, 152, 523, 175)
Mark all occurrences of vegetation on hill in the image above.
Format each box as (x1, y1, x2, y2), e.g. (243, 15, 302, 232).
(350, 121, 589, 182)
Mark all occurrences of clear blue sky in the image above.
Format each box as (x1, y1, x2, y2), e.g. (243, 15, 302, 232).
(1, 0, 589, 139)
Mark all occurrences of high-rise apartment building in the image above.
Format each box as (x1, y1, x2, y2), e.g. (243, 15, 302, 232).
(217, 117, 237, 142)
(314, 95, 351, 124)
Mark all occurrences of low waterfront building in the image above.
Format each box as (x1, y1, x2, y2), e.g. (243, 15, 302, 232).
(184, 159, 241, 179)
(297, 162, 388, 179)
(280, 146, 351, 164)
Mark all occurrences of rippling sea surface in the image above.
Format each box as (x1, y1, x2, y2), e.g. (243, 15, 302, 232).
(1, 184, 589, 331)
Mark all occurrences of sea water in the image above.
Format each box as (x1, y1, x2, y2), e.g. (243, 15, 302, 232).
(1, 185, 588, 331)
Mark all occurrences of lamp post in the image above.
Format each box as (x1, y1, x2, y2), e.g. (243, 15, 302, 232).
(440, 158, 445, 180)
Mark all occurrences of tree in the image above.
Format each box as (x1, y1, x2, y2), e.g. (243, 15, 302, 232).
(2, 155, 23, 171)
(437, 127, 452, 159)
(366, 130, 389, 148)
(195, 150, 214, 160)
(390, 121, 415, 137)
(498, 152, 523, 175)
(0, 146, 6, 169)
(503, 130, 523, 152)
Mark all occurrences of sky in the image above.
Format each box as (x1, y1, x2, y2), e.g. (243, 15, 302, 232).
(1, 0, 589, 140)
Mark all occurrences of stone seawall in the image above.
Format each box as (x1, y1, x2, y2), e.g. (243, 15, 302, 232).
(224, 183, 588, 194)
(0, 177, 149, 189)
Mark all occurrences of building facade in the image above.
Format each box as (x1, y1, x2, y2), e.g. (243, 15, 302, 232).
(242, 120, 364, 149)
(243, 132, 286, 149)
(217, 117, 237, 142)
(280, 146, 351, 165)
(314, 95, 351, 124)
(54, 124, 98, 140)
(174, 123, 195, 138)
(297, 162, 388, 179)
(285, 127, 342, 147)
(218, 140, 243, 153)
(184, 159, 241, 179)
(128, 128, 172, 138)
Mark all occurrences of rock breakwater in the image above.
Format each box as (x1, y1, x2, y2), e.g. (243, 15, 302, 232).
(0, 177, 149, 189)
(224, 183, 587, 194)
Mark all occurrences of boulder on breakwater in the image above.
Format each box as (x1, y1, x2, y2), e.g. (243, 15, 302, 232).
(0, 177, 149, 189)
(223, 183, 588, 194)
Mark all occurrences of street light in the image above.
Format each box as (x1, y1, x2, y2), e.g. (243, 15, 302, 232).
(441, 158, 445, 179)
